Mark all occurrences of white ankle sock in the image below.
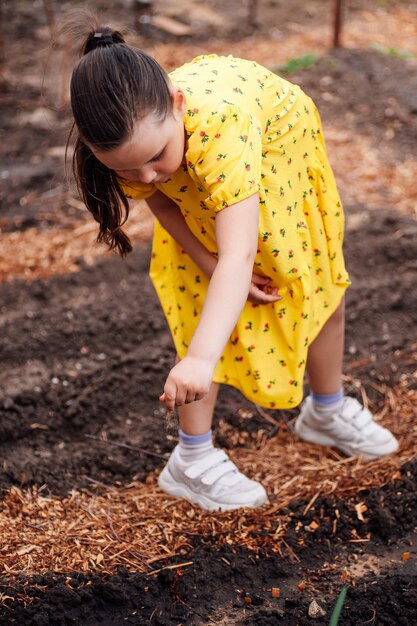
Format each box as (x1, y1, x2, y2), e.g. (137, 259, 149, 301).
(310, 389, 344, 420)
(178, 429, 213, 463)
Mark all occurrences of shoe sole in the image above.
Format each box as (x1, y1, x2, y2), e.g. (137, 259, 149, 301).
(295, 419, 399, 461)
(158, 467, 268, 512)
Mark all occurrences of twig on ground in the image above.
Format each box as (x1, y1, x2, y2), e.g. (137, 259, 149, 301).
(148, 561, 193, 576)
(106, 506, 122, 542)
(282, 539, 301, 563)
(303, 490, 321, 516)
(255, 404, 281, 427)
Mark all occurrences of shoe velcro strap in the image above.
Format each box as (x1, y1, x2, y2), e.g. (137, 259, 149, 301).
(353, 409, 373, 430)
(341, 397, 372, 421)
(201, 461, 238, 486)
(184, 449, 229, 480)
(340, 398, 361, 419)
(341, 400, 372, 430)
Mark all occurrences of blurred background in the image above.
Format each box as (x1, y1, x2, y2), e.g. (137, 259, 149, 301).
(1, 0, 416, 281)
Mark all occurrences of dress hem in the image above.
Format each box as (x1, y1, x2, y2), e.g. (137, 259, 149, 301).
(209, 283, 348, 410)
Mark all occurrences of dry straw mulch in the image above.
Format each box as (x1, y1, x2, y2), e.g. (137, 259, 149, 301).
(0, 371, 415, 580)
(0, 195, 154, 284)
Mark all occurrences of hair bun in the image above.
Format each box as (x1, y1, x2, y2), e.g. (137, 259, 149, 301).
(83, 27, 125, 54)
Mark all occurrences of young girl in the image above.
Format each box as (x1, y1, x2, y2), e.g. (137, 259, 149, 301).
(69, 21, 399, 511)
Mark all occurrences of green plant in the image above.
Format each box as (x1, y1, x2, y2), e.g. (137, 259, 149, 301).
(276, 53, 317, 74)
(329, 585, 349, 626)
(370, 42, 415, 60)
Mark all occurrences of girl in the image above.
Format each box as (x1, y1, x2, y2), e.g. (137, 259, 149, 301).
(69, 21, 398, 511)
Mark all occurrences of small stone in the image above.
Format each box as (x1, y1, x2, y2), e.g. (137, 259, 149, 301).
(3, 398, 14, 410)
(308, 599, 327, 618)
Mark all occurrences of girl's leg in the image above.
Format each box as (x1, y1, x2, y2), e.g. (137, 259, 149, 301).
(158, 358, 267, 510)
(297, 297, 398, 460)
(305, 298, 345, 393)
(178, 381, 219, 435)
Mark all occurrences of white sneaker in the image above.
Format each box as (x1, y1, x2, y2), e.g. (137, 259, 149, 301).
(294, 396, 399, 461)
(158, 445, 268, 511)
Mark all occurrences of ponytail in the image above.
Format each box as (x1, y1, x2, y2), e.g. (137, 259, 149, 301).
(69, 131, 132, 255)
(65, 10, 172, 254)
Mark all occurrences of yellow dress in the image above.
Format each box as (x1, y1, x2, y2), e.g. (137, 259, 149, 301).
(122, 55, 350, 409)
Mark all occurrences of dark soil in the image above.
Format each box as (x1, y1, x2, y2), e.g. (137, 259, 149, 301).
(2, 536, 417, 625)
(0, 205, 416, 497)
(1, 0, 417, 624)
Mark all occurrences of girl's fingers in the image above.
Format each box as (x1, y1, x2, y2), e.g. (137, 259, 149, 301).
(251, 296, 281, 304)
(262, 294, 282, 303)
(161, 396, 176, 412)
(250, 276, 280, 295)
(184, 390, 207, 404)
(161, 358, 212, 410)
(160, 390, 205, 409)
(254, 277, 271, 286)
(175, 391, 187, 406)
(185, 390, 197, 404)
(249, 283, 282, 304)
(254, 280, 271, 291)
(160, 379, 178, 411)
(160, 395, 175, 416)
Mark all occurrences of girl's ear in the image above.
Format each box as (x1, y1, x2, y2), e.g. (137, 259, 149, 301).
(171, 87, 187, 119)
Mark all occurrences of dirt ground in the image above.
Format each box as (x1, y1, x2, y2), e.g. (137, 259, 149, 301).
(1, 0, 417, 624)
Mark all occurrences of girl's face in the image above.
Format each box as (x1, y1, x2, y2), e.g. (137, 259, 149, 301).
(92, 88, 186, 185)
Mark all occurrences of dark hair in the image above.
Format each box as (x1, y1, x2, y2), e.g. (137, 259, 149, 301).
(67, 16, 172, 255)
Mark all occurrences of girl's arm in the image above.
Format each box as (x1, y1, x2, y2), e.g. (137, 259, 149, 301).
(147, 191, 217, 277)
(187, 193, 259, 362)
(147, 191, 280, 304)
(161, 193, 280, 411)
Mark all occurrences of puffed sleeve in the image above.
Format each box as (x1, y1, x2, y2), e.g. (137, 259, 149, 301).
(186, 104, 262, 213)
(118, 178, 156, 200)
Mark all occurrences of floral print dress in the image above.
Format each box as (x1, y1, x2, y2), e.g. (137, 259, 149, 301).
(122, 55, 350, 409)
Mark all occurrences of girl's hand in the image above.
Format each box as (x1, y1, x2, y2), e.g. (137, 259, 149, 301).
(248, 273, 282, 305)
(160, 356, 214, 412)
